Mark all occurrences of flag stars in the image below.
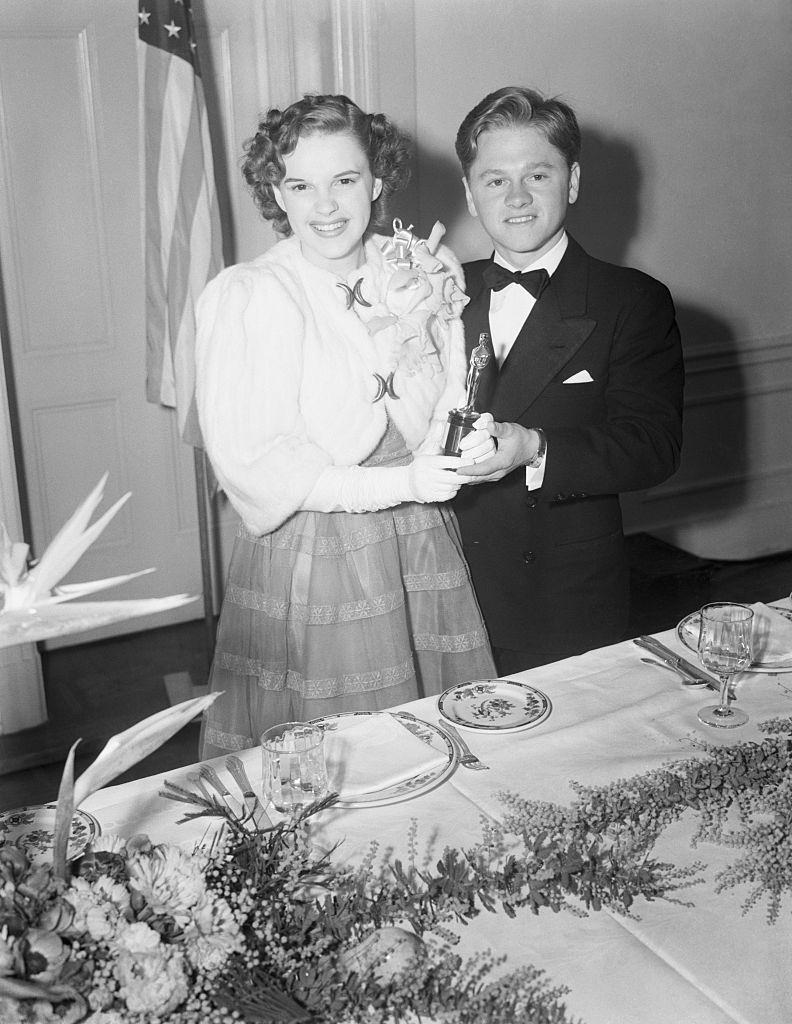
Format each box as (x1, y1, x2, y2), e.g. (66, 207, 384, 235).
(138, 8, 151, 25)
(164, 20, 182, 38)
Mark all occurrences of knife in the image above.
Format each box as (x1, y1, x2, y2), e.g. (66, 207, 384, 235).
(633, 636, 722, 692)
(225, 756, 272, 829)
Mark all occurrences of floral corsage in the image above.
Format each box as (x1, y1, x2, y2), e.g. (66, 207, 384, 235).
(347, 220, 468, 383)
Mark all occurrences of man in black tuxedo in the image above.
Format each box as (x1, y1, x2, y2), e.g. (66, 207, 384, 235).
(453, 86, 684, 674)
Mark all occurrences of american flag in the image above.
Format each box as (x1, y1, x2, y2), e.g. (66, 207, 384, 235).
(138, 0, 223, 447)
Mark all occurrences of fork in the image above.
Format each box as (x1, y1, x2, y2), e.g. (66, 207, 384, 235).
(225, 756, 272, 828)
(443, 723, 489, 771)
(199, 764, 245, 821)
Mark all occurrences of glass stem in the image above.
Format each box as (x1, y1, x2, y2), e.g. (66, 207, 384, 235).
(715, 673, 732, 715)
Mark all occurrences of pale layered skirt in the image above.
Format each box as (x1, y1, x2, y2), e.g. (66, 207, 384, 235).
(200, 427, 495, 758)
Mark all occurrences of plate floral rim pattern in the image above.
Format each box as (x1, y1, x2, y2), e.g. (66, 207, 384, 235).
(437, 679, 553, 732)
(677, 607, 792, 672)
(0, 803, 101, 862)
(308, 710, 457, 809)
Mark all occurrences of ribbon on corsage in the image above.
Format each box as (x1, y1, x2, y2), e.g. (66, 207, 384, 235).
(344, 220, 468, 387)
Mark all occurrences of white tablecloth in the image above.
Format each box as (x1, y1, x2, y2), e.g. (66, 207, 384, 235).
(84, 604, 792, 1024)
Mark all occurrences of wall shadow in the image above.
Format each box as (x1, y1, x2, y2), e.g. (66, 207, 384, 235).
(413, 144, 469, 243)
(625, 301, 749, 548)
(675, 302, 749, 494)
(567, 127, 641, 266)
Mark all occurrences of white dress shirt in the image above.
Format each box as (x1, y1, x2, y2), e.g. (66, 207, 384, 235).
(488, 232, 568, 487)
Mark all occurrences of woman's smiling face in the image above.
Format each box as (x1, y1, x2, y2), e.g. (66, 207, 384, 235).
(273, 131, 383, 276)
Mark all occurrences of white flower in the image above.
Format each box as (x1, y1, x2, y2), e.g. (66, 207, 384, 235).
(183, 894, 243, 972)
(66, 875, 130, 942)
(89, 834, 128, 855)
(116, 921, 161, 954)
(114, 947, 188, 1018)
(127, 845, 206, 923)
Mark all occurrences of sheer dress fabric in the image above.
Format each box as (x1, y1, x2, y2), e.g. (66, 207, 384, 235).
(200, 424, 495, 758)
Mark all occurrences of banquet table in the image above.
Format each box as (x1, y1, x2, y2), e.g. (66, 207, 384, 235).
(83, 602, 792, 1024)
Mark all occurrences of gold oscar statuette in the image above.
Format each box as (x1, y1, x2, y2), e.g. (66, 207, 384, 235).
(443, 332, 491, 456)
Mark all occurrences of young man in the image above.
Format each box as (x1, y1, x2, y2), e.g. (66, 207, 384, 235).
(453, 86, 684, 673)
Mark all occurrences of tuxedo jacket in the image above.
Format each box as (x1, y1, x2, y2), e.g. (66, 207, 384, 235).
(453, 236, 684, 657)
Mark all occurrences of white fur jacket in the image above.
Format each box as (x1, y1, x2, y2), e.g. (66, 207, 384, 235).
(195, 230, 469, 536)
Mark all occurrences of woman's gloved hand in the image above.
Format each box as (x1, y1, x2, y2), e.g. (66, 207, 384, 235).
(408, 453, 471, 503)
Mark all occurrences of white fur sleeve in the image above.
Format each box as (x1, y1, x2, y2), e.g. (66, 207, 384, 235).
(195, 265, 332, 535)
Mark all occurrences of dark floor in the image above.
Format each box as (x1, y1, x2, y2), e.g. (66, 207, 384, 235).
(1, 533, 791, 812)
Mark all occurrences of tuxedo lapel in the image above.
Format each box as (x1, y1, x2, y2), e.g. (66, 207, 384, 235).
(491, 238, 596, 423)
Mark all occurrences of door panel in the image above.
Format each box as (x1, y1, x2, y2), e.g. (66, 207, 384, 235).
(0, 0, 201, 646)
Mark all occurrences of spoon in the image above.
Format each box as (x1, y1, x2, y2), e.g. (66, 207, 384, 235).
(640, 658, 728, 695)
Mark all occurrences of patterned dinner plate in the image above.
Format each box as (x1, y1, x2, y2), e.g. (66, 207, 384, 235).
(438, 679, 552, 732)
(677, 607, 792, 673)
(309, 710, 457, 809)
(0, 803, 101, 864)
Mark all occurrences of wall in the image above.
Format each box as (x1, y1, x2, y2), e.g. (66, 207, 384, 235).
(408, 0, 792, 558)
(1, 0, 789, 599)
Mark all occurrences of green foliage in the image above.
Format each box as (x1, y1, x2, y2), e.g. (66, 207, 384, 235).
(154, 717, 792, 1022)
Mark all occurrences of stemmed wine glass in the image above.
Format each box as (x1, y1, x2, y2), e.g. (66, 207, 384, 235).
(696, 602, 754, 728)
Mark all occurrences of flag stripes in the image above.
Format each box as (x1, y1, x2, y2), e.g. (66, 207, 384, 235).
(138, 0, 222, 447)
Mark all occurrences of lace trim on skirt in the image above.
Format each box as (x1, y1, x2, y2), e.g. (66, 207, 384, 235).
(216, 652, 416, 697)
(412, 627, 491, 653)
(226, 583, 405, 623)
(241, 505, 445, 555)
(402, 569, 469, 591)
(204, 725, 251, 753)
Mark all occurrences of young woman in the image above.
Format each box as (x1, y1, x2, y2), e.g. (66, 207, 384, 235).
(196, 94, 495, 757)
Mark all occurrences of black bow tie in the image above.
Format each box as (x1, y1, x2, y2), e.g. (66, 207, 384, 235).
(482, 262, 550, 299)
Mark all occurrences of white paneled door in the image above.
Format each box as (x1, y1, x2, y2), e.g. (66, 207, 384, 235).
(0, 0, 205, 646)
(0, 0, 418, 650)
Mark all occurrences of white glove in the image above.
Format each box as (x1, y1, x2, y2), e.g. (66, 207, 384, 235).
(303, 454, 467, 513)
(408, 453, 469, 503)
(458, 412, 497, 463)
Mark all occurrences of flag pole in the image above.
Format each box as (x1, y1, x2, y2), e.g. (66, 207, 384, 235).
(139, 0, 223, 678)
(192, 446, 216, 667)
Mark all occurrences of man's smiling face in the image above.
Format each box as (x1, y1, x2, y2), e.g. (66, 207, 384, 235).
(463, 123, 579, 268)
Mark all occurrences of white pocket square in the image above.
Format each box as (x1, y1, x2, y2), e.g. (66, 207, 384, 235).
(562, 370, 594, 383)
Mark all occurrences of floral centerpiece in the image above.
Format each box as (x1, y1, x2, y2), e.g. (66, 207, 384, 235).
(4, 711, 792, 1023)
(0, 798, 579, 1024)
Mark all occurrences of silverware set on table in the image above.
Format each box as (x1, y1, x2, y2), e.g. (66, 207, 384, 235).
(633, 635, 722, 690)
(438, 722, 490, 771)
(188, 629, 760, 803)
(400, 708, 491, 772)
(194, 757, 272, 829)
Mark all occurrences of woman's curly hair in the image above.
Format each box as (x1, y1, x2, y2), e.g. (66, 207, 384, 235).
(241, 94, 411, 237)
